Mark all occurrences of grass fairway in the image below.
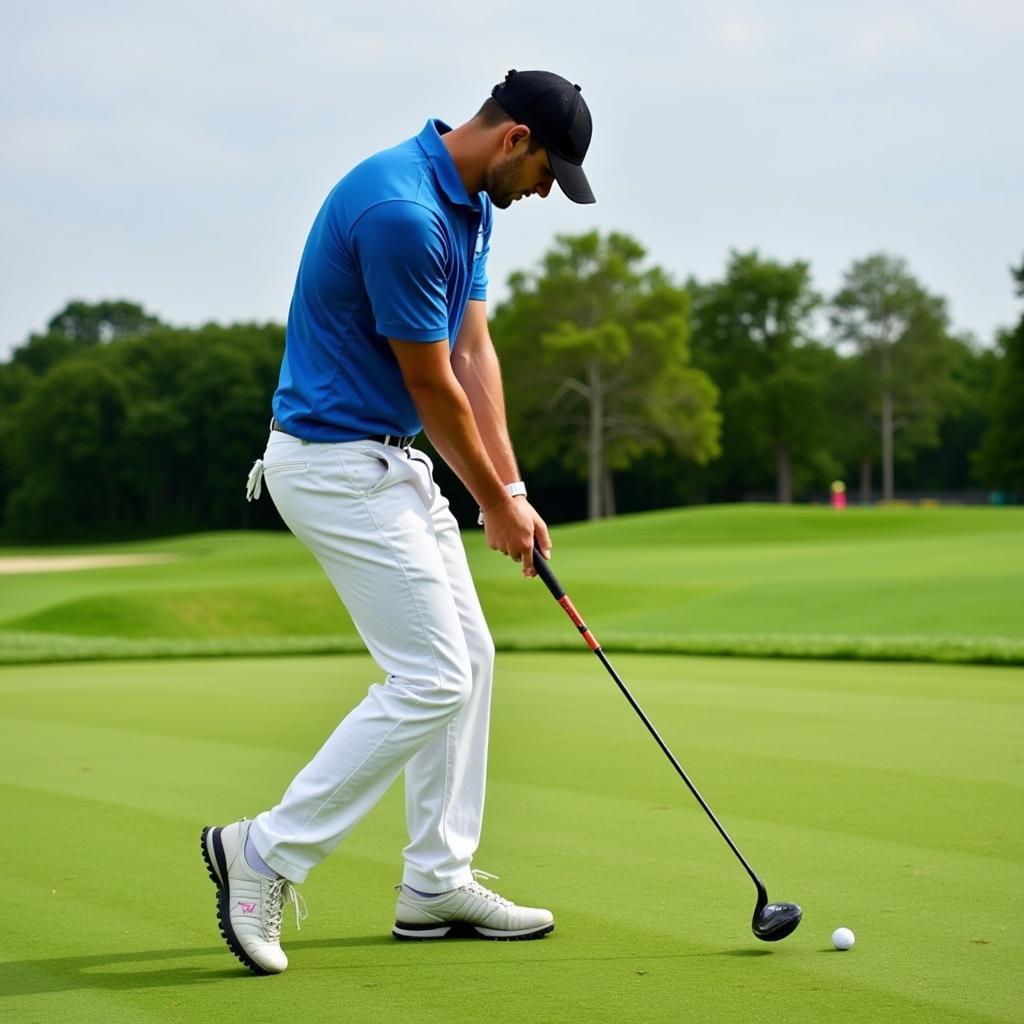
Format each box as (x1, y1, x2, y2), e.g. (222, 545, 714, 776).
(2, 653, 1021, 1023)
(1, 505, 1022, 664)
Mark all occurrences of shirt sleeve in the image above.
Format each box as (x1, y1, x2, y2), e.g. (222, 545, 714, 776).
(470, 198, 492, 301)
(350, 201, 450, 342)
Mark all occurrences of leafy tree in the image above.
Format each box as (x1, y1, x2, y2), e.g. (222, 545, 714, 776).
(898, 335, 998, 494)
(0, 300, 170, 535)
(9, 299, 164, 376)
(820, 352, 878, 503)
(974, 257, 1024, 497)
(689, 251, 834, 502)
(3, 320, 284, 539)
(0, 360, 35, 518)
(46, 300, 163, 343)
(830, 254, 962, 501)
(491, 232, 719, 519)
(5, 356, 133, 535)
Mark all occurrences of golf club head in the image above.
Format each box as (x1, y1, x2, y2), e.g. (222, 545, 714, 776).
(752, 899, 803, 942)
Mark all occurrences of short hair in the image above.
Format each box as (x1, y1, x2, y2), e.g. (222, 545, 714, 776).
(475, 96, 513, 127)
(473, 97, 545, 150)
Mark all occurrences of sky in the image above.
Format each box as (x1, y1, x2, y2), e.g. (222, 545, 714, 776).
(2, 0, 1022, 358)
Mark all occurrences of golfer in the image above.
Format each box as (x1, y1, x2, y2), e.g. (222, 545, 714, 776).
(201, 69, 595, 974)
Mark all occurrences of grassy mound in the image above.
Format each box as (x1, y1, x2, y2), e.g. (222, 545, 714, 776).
(1, 505, 1021, 664)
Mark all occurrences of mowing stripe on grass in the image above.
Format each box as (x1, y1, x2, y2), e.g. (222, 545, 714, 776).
(3, 654, 1021, 1023)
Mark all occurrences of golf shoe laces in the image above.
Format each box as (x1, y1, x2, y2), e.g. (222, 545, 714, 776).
(264, 877, 308, 940)
(464, 870, 513, 908)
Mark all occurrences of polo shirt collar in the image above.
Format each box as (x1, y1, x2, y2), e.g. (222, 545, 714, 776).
(417, 119, 479, 210)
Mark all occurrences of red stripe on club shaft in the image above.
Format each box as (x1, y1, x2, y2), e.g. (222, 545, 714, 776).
(557, 595, 601, 650)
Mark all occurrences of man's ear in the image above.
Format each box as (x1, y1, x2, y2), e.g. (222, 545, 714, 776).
(501, 123, 532, 154)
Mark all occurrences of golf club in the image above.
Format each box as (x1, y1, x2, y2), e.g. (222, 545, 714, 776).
(530, 544, 802, 942)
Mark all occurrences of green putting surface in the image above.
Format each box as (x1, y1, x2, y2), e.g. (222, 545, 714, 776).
(2, 653, 1021, 1023)
(1, 505, 1023, 664)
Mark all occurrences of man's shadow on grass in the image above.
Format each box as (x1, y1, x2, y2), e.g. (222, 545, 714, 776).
(0, 936, 392, 996)
(1, 938, 770, 996)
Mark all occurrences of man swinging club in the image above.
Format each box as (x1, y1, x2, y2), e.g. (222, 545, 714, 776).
(201, 69, 595, 974)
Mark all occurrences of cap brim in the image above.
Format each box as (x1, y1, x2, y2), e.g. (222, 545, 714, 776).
(549, 151, 595, 205)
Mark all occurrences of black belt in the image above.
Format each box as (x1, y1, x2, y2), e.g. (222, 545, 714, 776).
(270, 417, 415, 449)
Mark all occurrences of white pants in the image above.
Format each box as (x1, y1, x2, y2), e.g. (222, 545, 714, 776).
(248, 431, 494, 892)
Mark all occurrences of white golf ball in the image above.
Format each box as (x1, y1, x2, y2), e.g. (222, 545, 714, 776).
(832, 927, 855, 950)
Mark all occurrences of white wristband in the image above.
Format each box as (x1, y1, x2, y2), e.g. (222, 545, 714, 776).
(477, 481, 527, 525)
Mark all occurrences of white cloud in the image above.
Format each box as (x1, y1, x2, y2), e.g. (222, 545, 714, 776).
(713, 11, 766, 53)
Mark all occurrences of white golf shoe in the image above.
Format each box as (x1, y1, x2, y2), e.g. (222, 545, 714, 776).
(200, 819, 306, 975)
(393, 871, 554, 941)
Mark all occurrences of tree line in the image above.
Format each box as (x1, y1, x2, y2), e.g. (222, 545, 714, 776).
(0, 238, 1021, 540)
(493, 235, 1020, 517)
(0, 305, 286, 539)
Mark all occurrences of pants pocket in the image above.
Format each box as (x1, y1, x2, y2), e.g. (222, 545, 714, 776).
(340, 450, 394, 497)
(264, 460, 310, 479)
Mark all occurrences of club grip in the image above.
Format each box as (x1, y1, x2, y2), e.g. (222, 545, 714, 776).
(532, 544, 566, 599)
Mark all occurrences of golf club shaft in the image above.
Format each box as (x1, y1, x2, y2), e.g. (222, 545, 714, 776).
(531, 545, 768, 901)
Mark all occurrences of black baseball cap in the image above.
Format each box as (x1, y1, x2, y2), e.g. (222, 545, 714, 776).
(490, 69, 595, 205)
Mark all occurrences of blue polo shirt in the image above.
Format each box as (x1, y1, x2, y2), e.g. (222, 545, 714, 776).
(272, 119, 493, 441)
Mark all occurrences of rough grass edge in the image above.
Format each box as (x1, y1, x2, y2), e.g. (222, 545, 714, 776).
(1, 630, 1023, 667)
